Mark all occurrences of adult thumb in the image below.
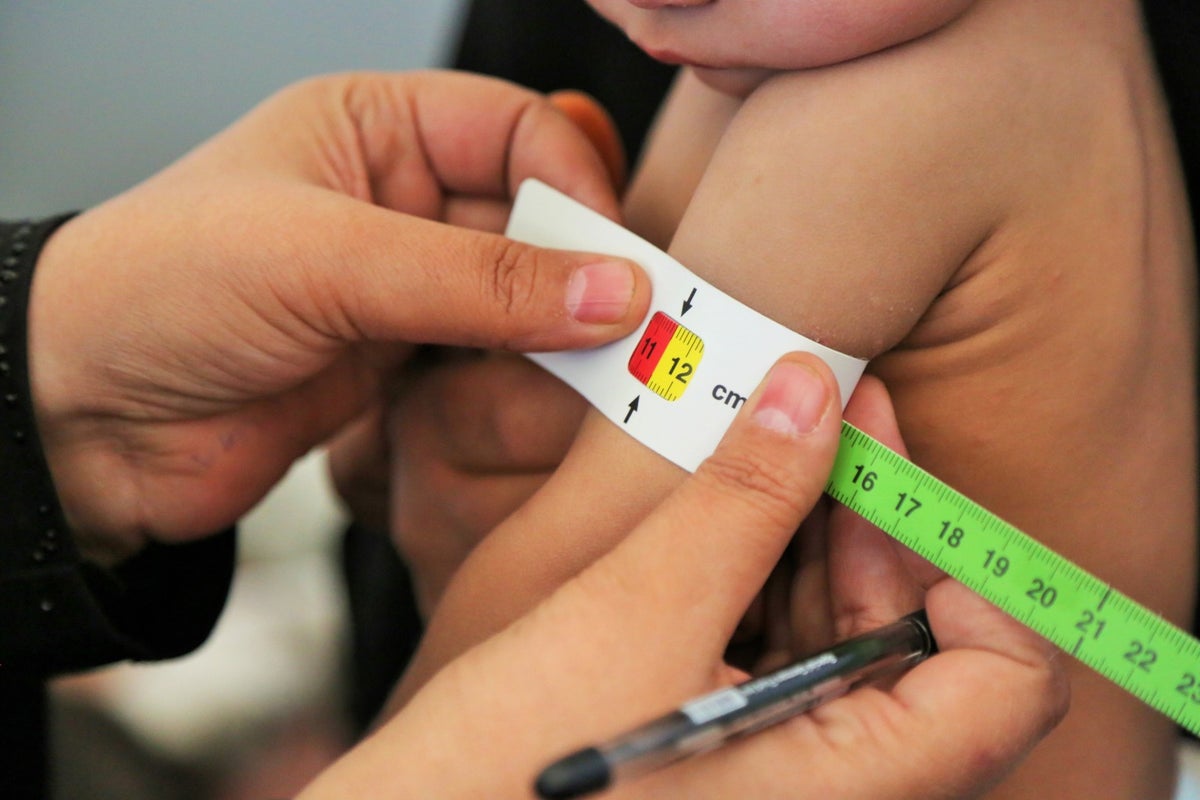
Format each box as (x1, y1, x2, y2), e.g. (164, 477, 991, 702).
(590, 353, 843, 658)
(257, 190, 652, 353)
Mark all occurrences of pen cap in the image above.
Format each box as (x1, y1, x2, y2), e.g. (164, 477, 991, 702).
(907, 609, 938, 656)
(535, 747, 610, 800)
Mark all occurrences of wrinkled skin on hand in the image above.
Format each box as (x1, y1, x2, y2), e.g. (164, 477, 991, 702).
(302, 361, 1069, 800)
(31, 73, 647, 564)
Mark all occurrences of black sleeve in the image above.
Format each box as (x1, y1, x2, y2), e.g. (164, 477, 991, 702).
(1142, 0, 1200, 228)
(1139, 0, 1200, 643)
(0, 215, 236, 679)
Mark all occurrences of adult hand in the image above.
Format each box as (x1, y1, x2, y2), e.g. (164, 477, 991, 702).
(28, 71, 650, 563)
(329, 349, 587, 619)
(298, 355, 1068, 800)
(327, 89, 623, 616)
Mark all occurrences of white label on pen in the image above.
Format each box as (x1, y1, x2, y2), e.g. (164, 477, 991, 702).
(681, 688, 748, 725)
(506, 180, 867, 473)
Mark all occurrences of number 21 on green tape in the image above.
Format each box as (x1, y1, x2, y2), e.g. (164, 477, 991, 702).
(828, 422, 1200, 737)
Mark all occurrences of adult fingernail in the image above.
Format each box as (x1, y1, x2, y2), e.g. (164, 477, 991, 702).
(566, 261, 636, 323)
(753, 360, 830, 437)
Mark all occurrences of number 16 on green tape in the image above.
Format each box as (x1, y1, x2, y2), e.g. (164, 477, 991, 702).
(827, 422, 1200, 737)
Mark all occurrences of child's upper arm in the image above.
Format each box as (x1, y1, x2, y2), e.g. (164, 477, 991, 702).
(670, 58, 1002, 360)
(407, 43, 1010, 682)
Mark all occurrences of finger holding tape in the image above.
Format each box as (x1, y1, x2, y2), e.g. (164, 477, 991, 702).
(580, 352, 843, 663)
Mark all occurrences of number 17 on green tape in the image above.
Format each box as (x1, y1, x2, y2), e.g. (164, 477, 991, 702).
(826, 422, 1200, 737)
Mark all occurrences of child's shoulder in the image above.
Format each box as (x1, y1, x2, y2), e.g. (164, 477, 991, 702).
(667, 2, 1165, 357)
(747, 0, 1146, 166)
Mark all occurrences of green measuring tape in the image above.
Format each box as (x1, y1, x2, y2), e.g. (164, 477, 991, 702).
(826, 422, 1200, 737)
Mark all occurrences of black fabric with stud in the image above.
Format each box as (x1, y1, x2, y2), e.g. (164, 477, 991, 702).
(0, 216, 236, 798)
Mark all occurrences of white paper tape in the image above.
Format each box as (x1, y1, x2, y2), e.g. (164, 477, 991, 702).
(506, 179, 867, 473)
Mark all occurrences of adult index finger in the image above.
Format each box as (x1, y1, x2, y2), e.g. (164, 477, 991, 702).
(255, 191, 651, 353)
(377, 72, 623, 219)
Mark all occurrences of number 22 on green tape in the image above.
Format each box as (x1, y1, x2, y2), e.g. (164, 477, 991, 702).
(828, 422, 1200, 737)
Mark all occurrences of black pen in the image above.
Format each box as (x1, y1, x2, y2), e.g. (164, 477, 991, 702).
(535, 609, 936, 800)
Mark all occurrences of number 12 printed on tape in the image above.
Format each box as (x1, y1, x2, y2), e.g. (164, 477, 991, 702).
(627, 312, 705, 402)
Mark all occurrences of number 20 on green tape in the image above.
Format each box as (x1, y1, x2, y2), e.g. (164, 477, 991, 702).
(827, 422, 1200, 736)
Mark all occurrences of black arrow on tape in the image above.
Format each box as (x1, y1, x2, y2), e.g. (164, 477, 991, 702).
(681, 288, 696, 316)
(624, 396, 640, 424)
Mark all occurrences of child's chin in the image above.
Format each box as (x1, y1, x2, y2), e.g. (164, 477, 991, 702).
(689, 66, 777, 98)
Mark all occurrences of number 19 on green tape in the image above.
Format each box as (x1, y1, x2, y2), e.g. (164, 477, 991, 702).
(826, 422, 1200, 737)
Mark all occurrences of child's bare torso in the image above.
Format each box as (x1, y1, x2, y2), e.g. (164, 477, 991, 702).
(630, 0, 1196, 796)
(400, 0, 1196, 796)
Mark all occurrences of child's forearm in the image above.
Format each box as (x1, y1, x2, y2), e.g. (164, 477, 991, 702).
(387, 411, 686, 712)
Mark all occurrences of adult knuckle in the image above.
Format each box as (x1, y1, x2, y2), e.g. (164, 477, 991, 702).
(483, 238, 539, 318)
(695, 448, 808, 528)
(488, 397, 538, 463)
(492, 378, 582, 466)
(433, 364, 529, 465)
(1030, 655, 1072, 734)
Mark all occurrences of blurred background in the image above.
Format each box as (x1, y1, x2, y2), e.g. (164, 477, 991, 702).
(1, 3, 465, 798)
(0, 2, 464, 215)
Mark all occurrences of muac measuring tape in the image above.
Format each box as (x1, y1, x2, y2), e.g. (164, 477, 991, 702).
(507, 179, 1200, 737)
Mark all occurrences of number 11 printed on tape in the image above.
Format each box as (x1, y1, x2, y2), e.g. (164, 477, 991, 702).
(628, 312, 705, 402)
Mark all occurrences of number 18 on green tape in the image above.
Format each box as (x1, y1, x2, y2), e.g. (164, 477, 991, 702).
(827, 422, 1200, 737)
